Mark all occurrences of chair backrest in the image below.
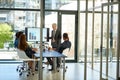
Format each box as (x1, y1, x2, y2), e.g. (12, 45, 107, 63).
(62, 48, 70, 56)
(16, 49, 31, 60)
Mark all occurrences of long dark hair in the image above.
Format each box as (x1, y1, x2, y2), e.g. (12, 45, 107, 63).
(18, 34, 28, 51)
(15, 31, 23, 39)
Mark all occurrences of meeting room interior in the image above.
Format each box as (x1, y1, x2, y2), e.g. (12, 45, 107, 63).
(0, 0, 120, 80)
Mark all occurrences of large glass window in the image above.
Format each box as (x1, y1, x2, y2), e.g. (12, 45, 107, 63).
(0, 0, 40, 9)
(45, 11, 57, 47)
(61, 14, 75, 60)
(0, 10, 40, 59)
(0, 0, 78, 62)
(45, 0, 77, 10)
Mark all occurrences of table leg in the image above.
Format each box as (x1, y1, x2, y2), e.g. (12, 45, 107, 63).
(53, 57, 57, 71)
(63, 57, 65, 80)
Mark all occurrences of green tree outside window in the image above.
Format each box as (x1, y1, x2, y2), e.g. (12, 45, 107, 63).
(0, 23, 13, 48)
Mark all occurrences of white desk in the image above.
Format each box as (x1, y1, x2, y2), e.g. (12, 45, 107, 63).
(34, 50, 67, 80)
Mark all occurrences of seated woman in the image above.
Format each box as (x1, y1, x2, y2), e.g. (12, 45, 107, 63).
(48, 33, 71, 71)
(18, 34, 38, 71)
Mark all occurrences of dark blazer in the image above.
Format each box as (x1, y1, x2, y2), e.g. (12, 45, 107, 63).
(49, 29, 61, 48)
(56, 40, 71, 67)
(57, 40, 71, 53)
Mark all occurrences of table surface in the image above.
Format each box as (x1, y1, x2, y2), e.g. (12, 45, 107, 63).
(34, 50, 67, 58)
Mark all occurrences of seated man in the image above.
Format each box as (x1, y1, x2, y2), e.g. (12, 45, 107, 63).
(48, 33, 71, 71)
(56, 33, 71, 68)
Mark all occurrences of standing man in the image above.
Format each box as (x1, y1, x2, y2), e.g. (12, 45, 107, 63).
(49, 23, 61, 49)
(46, 23, 61, 71)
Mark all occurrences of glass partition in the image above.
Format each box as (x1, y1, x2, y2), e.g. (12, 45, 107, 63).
(78, 1, 119, 80)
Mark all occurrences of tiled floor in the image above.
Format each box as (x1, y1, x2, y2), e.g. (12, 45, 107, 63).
(0, 62, 116, 80)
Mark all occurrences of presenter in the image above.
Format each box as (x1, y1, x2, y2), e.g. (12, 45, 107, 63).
(45, 23, 61, 71)
(48, 23, 61, 49)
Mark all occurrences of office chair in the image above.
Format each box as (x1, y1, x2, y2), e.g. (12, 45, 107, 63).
(57, 48, 70, 72)
(15, 49, 36, 76)
(62, 48, 70, 57)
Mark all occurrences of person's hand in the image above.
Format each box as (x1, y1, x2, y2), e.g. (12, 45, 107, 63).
(52, 48, 56, 51)
(48, 47, 52, 51)
(52, 39, 55, 42)
(32, 48, 38, 52)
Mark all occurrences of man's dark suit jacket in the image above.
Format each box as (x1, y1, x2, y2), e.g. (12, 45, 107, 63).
(57, 40, 71, 53)
(49, 29, 61, 48)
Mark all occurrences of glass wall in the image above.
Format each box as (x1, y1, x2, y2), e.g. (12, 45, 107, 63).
(0, 0, 119, 79)
(79, 0, 118, 62)
(0, 0, 118, 64)
(45, 0, 77, 10)
(61, 14, 75, 60)
(0, 0, 40, 9)
(78, 0, 119, 79)
(0, 0, 77, 61)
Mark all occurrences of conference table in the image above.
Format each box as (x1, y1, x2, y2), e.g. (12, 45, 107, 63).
(34, 50, 67, 80)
